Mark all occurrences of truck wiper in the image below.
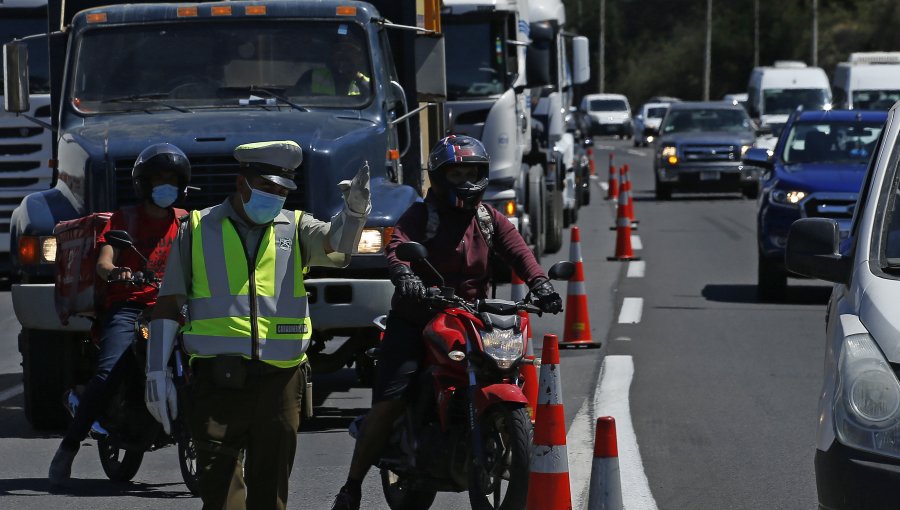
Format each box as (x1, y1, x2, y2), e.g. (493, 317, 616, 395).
(100, 93, 191, 113)
(221, 86, 308, 112)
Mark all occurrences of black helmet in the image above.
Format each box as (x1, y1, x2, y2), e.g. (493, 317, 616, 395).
(428, 135, 490, 210)
(132, 143, 191, 201)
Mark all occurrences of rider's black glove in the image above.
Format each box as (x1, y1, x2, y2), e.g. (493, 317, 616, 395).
(390, 264, 425, 300)
(530, 277, 562, 314)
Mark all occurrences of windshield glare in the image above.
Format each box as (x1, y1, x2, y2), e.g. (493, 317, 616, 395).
(444, 20, 507, 99)
(70, 21, 373, 113)
(852, 90, 900, 111)
(590, 99, 627, 112)
(660, 108, 752, 134)
(781, 121, 883, 164)
(763, 88, 830, 115)
(0, 18, 50, 94)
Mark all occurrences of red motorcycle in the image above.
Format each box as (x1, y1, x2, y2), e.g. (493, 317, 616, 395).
(365, 241, 573, 510)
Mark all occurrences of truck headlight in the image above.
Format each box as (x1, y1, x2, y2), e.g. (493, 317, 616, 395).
(770, 189, 806, 206)
(19, 235, 57, 265)
(834, 333, 900, 458)
(741, 145, 751, 156)
(480, 329, 524, 370)
(661, 145, 677, 165)
(356, 227, 393, 254)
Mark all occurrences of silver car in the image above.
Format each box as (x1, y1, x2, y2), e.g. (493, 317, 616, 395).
(786, 103, 900, 509)
(633, 101, 670, 147)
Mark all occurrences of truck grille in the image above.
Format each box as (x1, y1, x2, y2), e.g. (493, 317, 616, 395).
(802, 195, 856, 220)
(115, 155, 306, 211)
(682, 144, 737, 162)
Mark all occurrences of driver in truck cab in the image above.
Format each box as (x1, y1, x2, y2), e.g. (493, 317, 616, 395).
(330, 135, 563, 510)
(48, 143, 191, 486)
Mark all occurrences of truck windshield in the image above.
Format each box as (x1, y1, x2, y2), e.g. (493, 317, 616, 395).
(852, 90, 900, 111)
(781, 121, 883, 164)
(589, 99, 627, 112)
(69, 20, 373, 113)
(444, 20, 508, 99)
(0, 17, 50, 94)
(763, 88, 830, 115)
(646, 107, 668, 119)
(660, 109, 752, 134)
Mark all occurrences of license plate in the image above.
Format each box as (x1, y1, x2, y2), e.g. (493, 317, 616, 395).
(700, 171, 720, 181)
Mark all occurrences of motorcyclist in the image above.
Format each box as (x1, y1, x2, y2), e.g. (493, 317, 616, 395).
(330, 135, 562, 510)
(48, 143, 191, 486)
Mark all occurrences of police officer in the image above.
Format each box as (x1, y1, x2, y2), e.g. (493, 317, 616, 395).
(330, 135, 561, 510)
(146, 140, 370, 509)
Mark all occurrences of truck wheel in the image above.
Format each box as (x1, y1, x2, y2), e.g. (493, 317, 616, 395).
(742, 184, 759, 199)
(544, 186, 564, 254)
(20, 328, 77, 430)
(654, 174, 672, 201)
(527, 165, 546, 258)
(757, 253, 787, 302)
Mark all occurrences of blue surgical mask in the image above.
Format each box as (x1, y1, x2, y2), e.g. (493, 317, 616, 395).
(242, 183, 286, 224)
(151, 184, 179, 208)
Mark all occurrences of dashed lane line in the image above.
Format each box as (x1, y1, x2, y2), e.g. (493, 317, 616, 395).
(0, 383, 23, 403)
(618, 297, 643, 324)
(627, 260, 646, 278)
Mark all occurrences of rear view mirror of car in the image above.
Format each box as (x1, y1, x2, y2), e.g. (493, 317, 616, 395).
(785, 218, 850, 284)
(743, 147, 774, 169)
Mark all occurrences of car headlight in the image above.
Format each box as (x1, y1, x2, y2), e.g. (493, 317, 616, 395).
(770, 189, 806, 206)
(741, 145, 751, 156)
(480, 329, 524, 370)
(834, 333, 900, 458)
(660, 145, 677, 165)
(356, 227, 393, 254)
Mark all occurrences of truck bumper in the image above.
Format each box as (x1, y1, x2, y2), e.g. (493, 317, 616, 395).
(306, 278, 394, 332)
(657, 164, 760, 189)
(12, 283, 92, 331)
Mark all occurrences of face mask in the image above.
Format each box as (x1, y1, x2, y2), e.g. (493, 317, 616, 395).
(242, 182, 286, 224)
(151, 184, 179, 208)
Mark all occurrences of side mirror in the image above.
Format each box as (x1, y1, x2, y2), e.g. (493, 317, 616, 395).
(396, 241, 428, 262)
(742, 147, 774, 169)
(548, 261, 575, 281)
(571, 36, 590, 85)
(3, 41, 30, 113)
(526, 22, 553, 87)
(104, 230, 135, 251)
(785, 218, 850, 284)
(415, 33, 446, 102)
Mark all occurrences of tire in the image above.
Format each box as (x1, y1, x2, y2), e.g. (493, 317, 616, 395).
(98, 436, 144, 482)
(380, 468, 438, 510)
(468, 405, 531, 510)
(527, 165, 545, 259)
(178, 434, 201, 496)
(654, 174, 672, 201)
(757, 253, 787, 302)
(742, 184, 759, 199)
(544, 186, 564, 254)
(20, 329, 77, 430)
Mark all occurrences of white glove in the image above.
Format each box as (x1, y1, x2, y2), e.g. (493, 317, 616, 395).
(329, 162, 371, 254)
(338, 161, 371, 215)
(146, 318, 179, 434)
(146, 369, 178, 435)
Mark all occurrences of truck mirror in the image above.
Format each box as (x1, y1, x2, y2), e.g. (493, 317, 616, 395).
(3, 41, 30, 114)
(526, 22, 553, 87)
(415, 34, 446, 102)
(571, 36, 590, 85)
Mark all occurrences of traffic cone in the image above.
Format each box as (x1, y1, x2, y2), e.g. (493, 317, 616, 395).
(608, 183, 640, 261)
(520, 315, 538, 423)
(587, 417, 624, 510)
(588, 147, 596, 176)
(527, 334, 572, 510)
(623, 164, 639, 225)
(561, 227, 599, 348)
(606, 153, 618, 200)
(510, 271, 527, 302)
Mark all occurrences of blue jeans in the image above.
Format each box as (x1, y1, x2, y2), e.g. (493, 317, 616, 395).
(61, 304, 144, 451)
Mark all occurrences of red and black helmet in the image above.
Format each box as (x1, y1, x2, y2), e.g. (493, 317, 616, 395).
(427, 135, 490, 210)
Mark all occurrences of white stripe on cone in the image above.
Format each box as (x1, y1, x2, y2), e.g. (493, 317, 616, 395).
(588, 457, 623, 510)
(531, 444, 570, 473)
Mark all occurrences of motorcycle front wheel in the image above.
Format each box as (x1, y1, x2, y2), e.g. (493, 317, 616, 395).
(97, 437, 144, 482)
(468, 405, 531, 510)
(178, 434, 201, 496)
(380, 468, 437, 510)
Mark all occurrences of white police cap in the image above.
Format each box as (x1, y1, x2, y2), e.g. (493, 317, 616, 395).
(233, 140, 302, 190)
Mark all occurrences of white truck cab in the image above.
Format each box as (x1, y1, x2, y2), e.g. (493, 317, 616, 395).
(833, 52, 900, 111)
(747, 61, 832, 147)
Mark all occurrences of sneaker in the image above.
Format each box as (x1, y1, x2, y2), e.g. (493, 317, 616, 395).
(48, 445, 77, 486)
(330, 484, 361, 510)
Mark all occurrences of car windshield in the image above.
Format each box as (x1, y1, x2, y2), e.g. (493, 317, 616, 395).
(70, 20, 373, 113)
(0, 17, 50, 94)
(444, 19, 508, 99)
(763, 88, 830, 115)
(646, 106, 668, 119)
(590, 99, 628, 112)
(852, 90, 900, 111)
(781, 121, 883, 164)
(660, 108, 752, 134)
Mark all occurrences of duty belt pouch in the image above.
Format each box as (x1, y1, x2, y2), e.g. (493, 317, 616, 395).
(209, 356, 247, 390)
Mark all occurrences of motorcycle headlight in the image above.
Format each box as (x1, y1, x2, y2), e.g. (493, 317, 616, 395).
(480, 329, 524, 370)
(834, 333, 900, 458)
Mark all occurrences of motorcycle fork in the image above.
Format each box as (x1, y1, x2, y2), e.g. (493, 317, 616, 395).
(465, 332, 485, 469)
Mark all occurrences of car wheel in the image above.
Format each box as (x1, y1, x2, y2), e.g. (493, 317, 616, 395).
(757, 253, 787, 302)
(654, 173, 672, 200)
(742, 184, 759, 199)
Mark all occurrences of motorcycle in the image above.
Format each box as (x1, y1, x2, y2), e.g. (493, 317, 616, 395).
(66, 229, 200, 495)
(365, 241, 574, 510)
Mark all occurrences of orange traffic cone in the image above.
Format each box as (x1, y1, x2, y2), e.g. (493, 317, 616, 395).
(527, 334, 572, 510)
(510, 270, 527, 302)
(520, 316, 538, 423)
(623, 164, 639, 225)
(588, 147, 596, 176)
(587, 417, 624, 510)
(561, 227, 599, 348)
(606, 153, 618, 200)
(608, 183, 640, 261)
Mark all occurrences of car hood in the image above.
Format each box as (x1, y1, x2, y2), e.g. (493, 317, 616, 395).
(775, 163, 866, 193)
(860, 276, 900, 363)
(659, 131, 756, 146)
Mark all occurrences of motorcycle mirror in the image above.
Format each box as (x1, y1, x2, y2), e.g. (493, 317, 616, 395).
(548, 261, 576, 281)
(104, 230, 135, 251)
(396, 241, 429, 262)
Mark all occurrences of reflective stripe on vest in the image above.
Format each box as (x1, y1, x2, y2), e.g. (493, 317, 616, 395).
(183, 207, 310, 368)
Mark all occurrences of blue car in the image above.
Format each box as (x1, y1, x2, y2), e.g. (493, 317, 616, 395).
(745, 109, 888, 301)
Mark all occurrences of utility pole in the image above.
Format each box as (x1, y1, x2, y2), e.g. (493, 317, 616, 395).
(703, 0, 711, 100)
(598, 0, 605, 93)
(811, 0, 818, 66)
(753, 0, 759, 68)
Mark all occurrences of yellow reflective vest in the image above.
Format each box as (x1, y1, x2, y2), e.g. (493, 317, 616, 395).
(182, 206, 311, 368)
(310, 68, 370, 96)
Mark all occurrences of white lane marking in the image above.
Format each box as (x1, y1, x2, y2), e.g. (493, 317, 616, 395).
(626, 149, 648, 157)
(0, 383, 23, 403)
(627, 260, 646, 278)
(618, 297, 643, 324)
(568, 361, 605, 509)
(631, 235, 642, 251)
(595, 145, 615, 150)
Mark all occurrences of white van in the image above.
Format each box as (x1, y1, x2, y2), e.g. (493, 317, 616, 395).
(581, 93, 633, 138)
(747, 61, 832, 130)
(833, 52, 900, 110)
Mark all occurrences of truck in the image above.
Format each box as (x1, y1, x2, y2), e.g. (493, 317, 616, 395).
(3, 0, 446, 428)
(0, 0, 54, 275)
(832, 52, 900, 111)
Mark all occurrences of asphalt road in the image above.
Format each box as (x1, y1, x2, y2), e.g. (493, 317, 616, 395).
(0, 138, 824, 509)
